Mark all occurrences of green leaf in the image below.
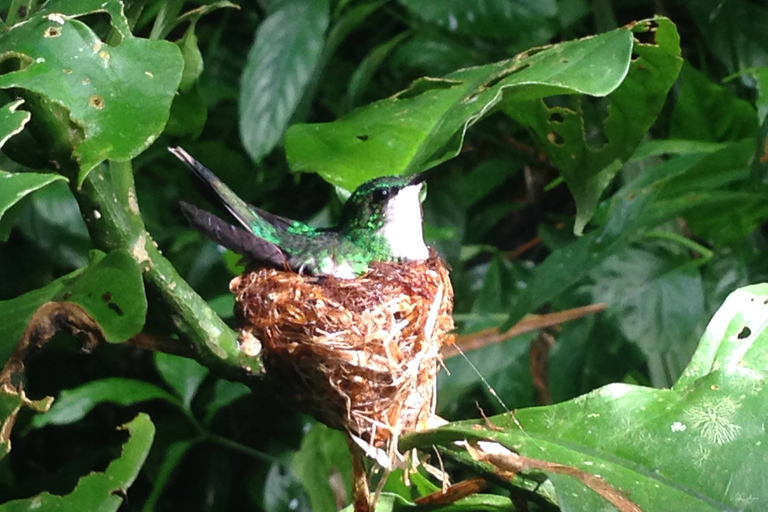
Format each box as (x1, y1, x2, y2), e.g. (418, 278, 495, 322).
(203, 379, 250, 424)
(239, 0, 330, 162)
(141, 439, 197, 512)
(0, 5, 184, 183)
(53, 250, 147, 343)
(399, 0, 572, 44)
(0, 413, 154, 511)
(671, 62, 758, 142)
(0, 99, 30, 149)
(0, 249, 146, 365)
(154, 352, 209, 409)
(32, 378, 180, 428)
(503, 17, 682, 233)
(293, 424, 351, 512)
(286, 18, 665, 192)
(590, 245, 705, 386)
(0, 169, 66, 242)
(409, 283, 768, 512)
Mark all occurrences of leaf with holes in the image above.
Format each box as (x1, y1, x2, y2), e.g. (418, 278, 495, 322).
(406, 283, 768, 512)
(0, 413, 154, 511)
(286, 17, 660, 192)
(503, 17, 682, 234)
(0, 4, 183, 184)
(0, 250, 146, 365)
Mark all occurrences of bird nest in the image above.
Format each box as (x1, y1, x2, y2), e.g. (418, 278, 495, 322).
(230, 250, 454, 465)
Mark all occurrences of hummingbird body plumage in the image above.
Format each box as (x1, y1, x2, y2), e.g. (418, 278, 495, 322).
(170, 147, 430, 278)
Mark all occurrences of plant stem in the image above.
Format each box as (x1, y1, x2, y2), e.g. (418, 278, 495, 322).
(644, 230, 713, 266)
(208, 434, 276, 462)
(71, 159, 262, 378)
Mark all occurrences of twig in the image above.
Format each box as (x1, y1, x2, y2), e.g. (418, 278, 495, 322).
(442, 303, 607, 358)
(70, 160, 262, 378)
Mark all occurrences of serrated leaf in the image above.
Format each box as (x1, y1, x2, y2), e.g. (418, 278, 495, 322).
(32, 378, 179, 428)
(0, 413, 154, 511)
(239, 0, 330, 162)
(0, 5, 184, 183)
(408, 284, 768, 512)
(286, 17, 644, 192)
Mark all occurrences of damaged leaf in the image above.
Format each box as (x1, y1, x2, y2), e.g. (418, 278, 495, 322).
(0, 3, 183, 184)
(504, 17, 682, 233)
(286, 19, 636, 191)
(0, 249, 146, 365)
(0, 413, 155, 511)
(406, 283, 768, 512)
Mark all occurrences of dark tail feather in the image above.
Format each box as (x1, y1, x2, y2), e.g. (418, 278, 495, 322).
(180, 201, 287, 269)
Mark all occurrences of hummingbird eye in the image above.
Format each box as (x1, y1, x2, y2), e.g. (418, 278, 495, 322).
(372, 188, 390, 202)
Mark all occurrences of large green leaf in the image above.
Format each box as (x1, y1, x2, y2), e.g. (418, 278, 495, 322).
(0, 2, 183, 183)
(286, 17, 679, 219)
(0, 413, 154, 511)
(0, 250, 146, 365)
(504, 17, 682, 233)
(590, 245, 705, 387)
(239, 0, 330, 162)
(671, 62, 758, 143)
(407, 283, 768, 512)
(286, 19, 637, 191)
(32, 378, 180, 428)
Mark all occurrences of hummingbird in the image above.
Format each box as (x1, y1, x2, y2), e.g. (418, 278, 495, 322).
(170, 147, 432, 279)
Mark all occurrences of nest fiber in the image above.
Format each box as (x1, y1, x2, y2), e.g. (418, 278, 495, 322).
(231, 251, 454, 456)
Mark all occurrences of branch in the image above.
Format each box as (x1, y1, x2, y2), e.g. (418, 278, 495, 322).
(70, 160, 261, 378)
(442, 303, 607, 358)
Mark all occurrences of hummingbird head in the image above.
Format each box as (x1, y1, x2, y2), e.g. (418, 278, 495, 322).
(340, 170, 432, 261)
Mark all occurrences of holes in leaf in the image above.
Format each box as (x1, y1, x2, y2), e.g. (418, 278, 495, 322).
(43, 26, 62, 38)
(356, 135, 369, 142)
(631, 53, 640, 61)
(101, 292, 112, 302)
(633, 20, 658, 45)
(17, 5, 27, 18)
(737, 326, 751, 339)
(89, 95, 105, 109)
(549, 112, 564, 123)
(108, 302, 124, 316)
(547, 132, 564, 145)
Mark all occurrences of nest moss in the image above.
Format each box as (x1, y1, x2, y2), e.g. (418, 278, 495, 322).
(231, 250, 454, 458)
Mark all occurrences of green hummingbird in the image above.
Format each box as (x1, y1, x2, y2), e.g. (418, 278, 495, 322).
(170, 147, 432, 278)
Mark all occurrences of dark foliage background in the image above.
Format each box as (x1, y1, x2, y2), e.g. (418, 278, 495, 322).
(1, 0, 767, 511)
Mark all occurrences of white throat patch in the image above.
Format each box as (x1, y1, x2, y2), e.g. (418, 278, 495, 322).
(379, 184, 429, 261)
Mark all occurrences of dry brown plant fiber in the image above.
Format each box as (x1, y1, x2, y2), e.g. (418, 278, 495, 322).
(231, 250, 454, 463)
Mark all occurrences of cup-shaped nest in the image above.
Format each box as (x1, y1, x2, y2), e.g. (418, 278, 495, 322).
(230, 250, 454, 459)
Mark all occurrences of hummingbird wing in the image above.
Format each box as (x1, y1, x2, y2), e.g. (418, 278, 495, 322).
(179, 201, 289, 268)
(169, 147, 306, 242)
